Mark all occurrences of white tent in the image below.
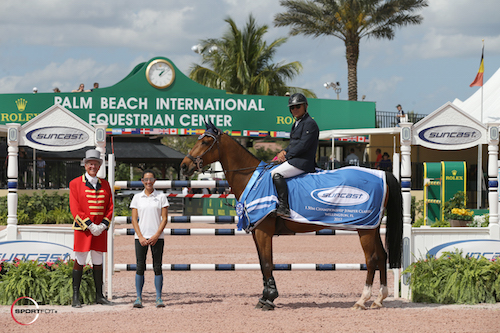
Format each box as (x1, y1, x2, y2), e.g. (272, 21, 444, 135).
(453, 67, 500, 123)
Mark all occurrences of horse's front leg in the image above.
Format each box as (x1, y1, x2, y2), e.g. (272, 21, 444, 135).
(252, 217, 278, 311)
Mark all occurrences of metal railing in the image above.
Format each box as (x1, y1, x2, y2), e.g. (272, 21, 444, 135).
(376, 111, 427, 128)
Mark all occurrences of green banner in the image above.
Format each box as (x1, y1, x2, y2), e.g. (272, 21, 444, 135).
(0, 57, 375, 136)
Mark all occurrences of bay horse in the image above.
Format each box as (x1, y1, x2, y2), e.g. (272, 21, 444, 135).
(180, 121, 403, 310)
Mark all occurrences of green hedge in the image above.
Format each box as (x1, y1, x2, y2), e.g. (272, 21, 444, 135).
(0, 192, 72, 225)
(0, 259, 95, 305)
(403, 251, 500, 304)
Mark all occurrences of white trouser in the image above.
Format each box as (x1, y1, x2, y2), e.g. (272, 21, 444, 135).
(271, 161, 305, 178)
(74, 250, 103, 266)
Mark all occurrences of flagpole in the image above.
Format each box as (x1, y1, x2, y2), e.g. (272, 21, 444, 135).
(477, 39, 484, 209)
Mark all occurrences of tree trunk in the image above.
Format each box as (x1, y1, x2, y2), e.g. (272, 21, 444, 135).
(345, 38, 359, 101)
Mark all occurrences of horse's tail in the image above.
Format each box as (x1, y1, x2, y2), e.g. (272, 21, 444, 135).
(384, 171, 403, 269)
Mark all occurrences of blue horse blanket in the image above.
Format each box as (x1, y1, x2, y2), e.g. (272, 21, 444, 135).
(236, 165, 387, 231)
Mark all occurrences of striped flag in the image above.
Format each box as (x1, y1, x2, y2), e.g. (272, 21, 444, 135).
(470, 46, 484, 87)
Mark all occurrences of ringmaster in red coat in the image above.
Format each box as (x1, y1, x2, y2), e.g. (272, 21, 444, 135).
(70, 149, 113, 308)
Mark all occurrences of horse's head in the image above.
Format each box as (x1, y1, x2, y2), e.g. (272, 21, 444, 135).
(180, 120, 222, 176)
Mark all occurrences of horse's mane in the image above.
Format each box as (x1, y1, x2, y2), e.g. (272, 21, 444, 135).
(223, 133, 260, 162)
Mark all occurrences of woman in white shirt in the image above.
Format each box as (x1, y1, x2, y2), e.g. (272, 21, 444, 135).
(130, 170, 169, 308)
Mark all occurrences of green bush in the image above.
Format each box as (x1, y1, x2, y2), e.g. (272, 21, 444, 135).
(48, 260, 96, 305)
(0, 192, 73, 225)
(403, 251, 500, 304)
(413, 218, 450, 228)
(0, 259, 51, 305)
(0, 259, 96, 305)
(411, 196, 424, 223)
(48, 207, 74, 224)
(442, 191, 467, 221)
(115, 196, 132, 217)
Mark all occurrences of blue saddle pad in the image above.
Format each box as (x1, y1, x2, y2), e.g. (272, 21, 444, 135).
(237, 166, 387, 231)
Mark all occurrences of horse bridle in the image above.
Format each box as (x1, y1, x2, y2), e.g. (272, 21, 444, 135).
(186, 131, 280, 174)
(186, 132, 220, 173)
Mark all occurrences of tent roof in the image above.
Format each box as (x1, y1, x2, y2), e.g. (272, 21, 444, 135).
(452, 66, 500, 123)
(319, 127, 400, 140)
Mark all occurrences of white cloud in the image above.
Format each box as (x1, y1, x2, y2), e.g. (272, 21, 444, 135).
(0, 58, 122, 93)
(367, 76, 404, 96)
(0, 0, 499, 115)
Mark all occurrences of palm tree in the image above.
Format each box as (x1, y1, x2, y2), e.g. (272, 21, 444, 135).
(274, 0, 428, 100)
(189, 14, 316, 97)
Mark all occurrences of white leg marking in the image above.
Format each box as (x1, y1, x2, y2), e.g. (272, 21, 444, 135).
(352, 284, 372, 310)
(371, 285, 388, 309)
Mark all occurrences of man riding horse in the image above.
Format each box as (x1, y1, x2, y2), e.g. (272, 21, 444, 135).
(272, 93, 319, 217)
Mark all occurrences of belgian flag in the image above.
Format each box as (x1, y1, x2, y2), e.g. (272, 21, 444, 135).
(470, 46, 484, 87)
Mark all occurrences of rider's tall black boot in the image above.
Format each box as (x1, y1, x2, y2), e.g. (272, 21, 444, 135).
(93, 265, 113, 305)
(72, 269, 83, 308)
(273, 173, 290, 218)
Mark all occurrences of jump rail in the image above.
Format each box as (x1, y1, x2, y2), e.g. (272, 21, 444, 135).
(114, 216, 237, 224)
(114, 263, 388, 271)
(113, 228, 385, 236)
(114, 180, 230, 190)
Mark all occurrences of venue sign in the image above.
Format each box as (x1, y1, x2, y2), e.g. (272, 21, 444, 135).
(0, 57, 376, 137)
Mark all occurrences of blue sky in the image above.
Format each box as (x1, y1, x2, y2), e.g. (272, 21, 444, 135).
(0, 0, 499, 115)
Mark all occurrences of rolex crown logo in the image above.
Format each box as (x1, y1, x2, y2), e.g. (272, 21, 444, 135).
(452, 170, 457, 176)
(15, 98, 28, 112)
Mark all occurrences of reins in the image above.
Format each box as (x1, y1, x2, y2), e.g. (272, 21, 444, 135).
(187, 131, 279, 208)
(187, 132, 279, 174)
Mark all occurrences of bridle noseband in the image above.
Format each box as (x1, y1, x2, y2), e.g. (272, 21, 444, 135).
(186, 131, 220, 173)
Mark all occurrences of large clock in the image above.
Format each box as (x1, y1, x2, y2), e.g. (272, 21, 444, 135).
(146, 59, 175, 89)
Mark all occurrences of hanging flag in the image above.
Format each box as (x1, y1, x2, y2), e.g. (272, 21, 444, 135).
(470, 46, 484, 87)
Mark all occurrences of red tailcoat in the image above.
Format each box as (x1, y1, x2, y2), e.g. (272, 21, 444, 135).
(70, 175, 113, 252)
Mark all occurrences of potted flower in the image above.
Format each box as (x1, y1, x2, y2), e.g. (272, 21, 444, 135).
(448, 208, 474, 227)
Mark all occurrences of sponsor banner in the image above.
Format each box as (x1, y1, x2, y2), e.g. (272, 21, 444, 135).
(26, 126, 89, 147)
(0, 240, 72, 263)
(418, 125, 481, 145)
(427, 239, 500, 260)
(335, 136, 369, 143)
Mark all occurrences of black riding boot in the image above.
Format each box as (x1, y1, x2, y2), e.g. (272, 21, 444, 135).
(93, 266, 113, 305)
(273, 173, 290, 218)
(72, 269, 82, 308)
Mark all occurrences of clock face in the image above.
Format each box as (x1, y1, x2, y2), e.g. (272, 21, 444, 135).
(146, 59, 175, 89)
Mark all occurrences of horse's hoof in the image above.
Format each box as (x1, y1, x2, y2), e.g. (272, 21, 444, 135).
(370, 301, 383, 309)
(261, 300, 276, 311)
(351, 303, 367, 310)
(255, 299, 265, 309)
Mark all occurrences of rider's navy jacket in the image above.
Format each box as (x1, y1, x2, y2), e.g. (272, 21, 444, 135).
(285, 112, 319, 173)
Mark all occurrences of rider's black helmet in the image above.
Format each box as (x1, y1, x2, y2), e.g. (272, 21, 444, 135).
(288, 93, 308, 107)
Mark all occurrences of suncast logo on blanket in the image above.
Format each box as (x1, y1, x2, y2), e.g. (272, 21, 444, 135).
(311, 186, 369, 206)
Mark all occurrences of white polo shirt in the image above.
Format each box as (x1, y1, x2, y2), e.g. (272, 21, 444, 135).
(130, 189, 169, 239)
